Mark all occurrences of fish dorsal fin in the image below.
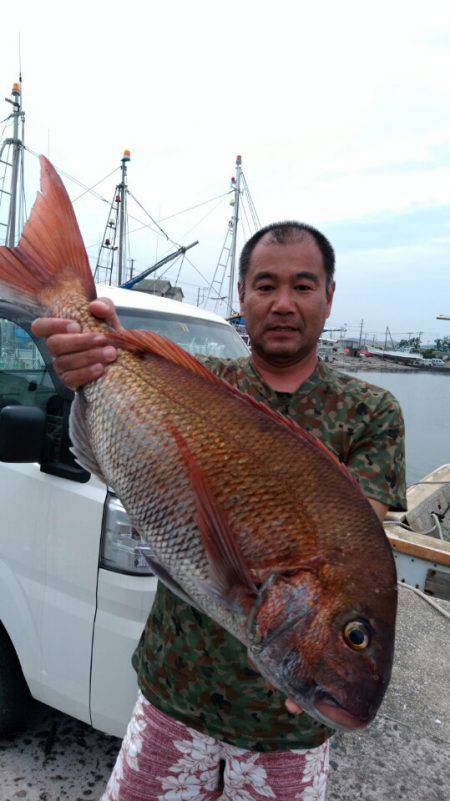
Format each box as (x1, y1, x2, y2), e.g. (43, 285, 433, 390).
(169, 424, 258, 611)
(108, 327, 360, 490)
(0, 156, 95, 302)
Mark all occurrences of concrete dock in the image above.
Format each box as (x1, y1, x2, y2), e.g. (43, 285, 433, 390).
(0, 585, 448, 800)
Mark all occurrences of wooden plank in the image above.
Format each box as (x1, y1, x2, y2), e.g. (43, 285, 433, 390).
(387, 529, 450, 567)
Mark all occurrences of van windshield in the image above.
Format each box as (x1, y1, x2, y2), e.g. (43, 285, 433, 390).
(116, 308, 249, 360)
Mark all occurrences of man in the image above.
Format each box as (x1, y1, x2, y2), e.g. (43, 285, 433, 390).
(32, 221, 406, 801)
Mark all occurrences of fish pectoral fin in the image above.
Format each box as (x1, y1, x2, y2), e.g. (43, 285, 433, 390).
(170, 424, 258, 608)
(196, 577, 258, 615)
(69, 392, 107, 482)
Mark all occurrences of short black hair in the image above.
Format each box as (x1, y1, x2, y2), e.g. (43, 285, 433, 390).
(239, 221, 335, 296)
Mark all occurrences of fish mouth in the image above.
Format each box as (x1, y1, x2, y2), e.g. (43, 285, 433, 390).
(313, 690, 370, 731)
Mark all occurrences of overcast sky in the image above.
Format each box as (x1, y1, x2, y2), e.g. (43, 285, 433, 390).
(1, 0, 450, 343)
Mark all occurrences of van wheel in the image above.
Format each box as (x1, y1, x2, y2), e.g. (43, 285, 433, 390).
(0, 625, 33, 734)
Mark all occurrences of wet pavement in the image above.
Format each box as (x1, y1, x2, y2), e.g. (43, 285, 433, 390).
(1, 586, 449, 800)
(0, 702, 119, 800)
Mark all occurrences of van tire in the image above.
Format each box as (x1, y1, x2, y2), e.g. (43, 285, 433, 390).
(0, 625, 33, 734)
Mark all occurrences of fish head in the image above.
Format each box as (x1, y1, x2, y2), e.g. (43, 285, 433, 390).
(247, 563, 397, 730)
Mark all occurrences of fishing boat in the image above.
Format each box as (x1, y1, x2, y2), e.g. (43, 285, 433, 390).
(384, 464, 450, 602)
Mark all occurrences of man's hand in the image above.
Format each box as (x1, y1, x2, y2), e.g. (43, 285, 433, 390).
(285, 699, 304, 715)
(247, 655, 304, 715)
(31, 298, 122, 391)
(368, 498, 388, 523)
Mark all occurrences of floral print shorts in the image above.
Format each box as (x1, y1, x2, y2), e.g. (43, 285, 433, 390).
(100, 692, 329, 801)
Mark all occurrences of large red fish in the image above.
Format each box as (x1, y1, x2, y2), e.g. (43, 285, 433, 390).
(0, 157, 397, 730)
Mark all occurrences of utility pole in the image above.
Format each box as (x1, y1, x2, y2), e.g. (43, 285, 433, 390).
(358, 318, 364, 348)
(227, 155, 242, 318)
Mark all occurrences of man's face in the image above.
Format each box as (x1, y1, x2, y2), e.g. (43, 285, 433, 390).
(238, 235, 335, 366)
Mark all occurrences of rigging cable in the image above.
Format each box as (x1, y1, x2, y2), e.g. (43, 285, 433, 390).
(19, 116, 26, 229)
(174, 253, 185, 288)
(399, 582, 450, 621)
(24, 145, 112, 205)
(384, 519, 442, 537)
(127, 190, 170, 241)
(177, 194, 229, 242)
(111, 191, 233, 241)
(183, 254, 212, 286)
(240, 198, 253, 239)
(72, 167, 119, 203)
(157, 253, 183, 282)
(158, 190, 233, 222)
(242, 173, 261, 229)
(0, 143, 9, 200)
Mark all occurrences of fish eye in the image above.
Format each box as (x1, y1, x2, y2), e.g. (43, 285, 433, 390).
(343, 621, 370, 651)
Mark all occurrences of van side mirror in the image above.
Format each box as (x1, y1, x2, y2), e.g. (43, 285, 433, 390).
(0, 406, 46, 462)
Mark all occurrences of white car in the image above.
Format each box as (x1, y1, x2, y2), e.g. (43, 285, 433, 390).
(0, 286, 248, 738)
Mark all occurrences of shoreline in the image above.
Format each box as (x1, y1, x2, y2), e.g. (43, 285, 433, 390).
(329, 355, 450, 374)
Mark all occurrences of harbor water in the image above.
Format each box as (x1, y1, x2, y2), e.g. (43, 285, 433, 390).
(349, 370, 450, 485)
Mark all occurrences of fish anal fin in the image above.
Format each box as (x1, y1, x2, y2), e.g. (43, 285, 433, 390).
(168, 424, 258, 610)
(68, 392, 106, 482)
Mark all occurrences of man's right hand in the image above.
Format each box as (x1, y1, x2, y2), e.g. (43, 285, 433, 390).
(31, 298, 122, 391)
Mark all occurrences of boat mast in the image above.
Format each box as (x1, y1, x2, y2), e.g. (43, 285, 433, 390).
(94, 149, 130, 286)
(226, 154, 242, 317)
(0, 80, 25, 247)
(117, 149, 130, 285)
(205, 154, 260, 317)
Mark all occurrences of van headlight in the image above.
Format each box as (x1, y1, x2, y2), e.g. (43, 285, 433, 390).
(100, 493, 154, 575)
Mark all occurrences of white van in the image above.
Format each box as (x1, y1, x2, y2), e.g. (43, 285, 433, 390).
(0, 285, 249, 738)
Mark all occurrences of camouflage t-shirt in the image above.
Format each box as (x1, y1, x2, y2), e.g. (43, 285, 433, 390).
(132, 357, 406, 751)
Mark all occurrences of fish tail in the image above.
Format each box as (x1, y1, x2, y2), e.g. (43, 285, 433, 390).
(0, 156, 96, 316)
